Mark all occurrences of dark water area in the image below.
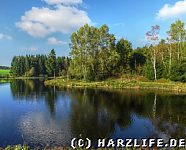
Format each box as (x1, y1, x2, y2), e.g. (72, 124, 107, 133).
(0, 79, 185, 148)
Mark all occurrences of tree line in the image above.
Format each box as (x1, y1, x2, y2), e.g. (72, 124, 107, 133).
(69, 19, 186, 82)
(10, 19, 186, 82)
(144, 19, 186, 82)
(0, 66, 10, 70)
(10, 49, 70, 77)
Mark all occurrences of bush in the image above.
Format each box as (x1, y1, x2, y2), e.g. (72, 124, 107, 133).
(156, 78, 170, 83)
(137, 76, 149, 82)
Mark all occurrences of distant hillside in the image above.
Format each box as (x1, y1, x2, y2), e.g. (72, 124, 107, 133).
(0, 66, 10, 70)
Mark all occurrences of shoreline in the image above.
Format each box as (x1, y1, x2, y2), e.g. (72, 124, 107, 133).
(1, 77, 186, 94)
(0, 77, 53, 80)
(44, 78, 186, 94)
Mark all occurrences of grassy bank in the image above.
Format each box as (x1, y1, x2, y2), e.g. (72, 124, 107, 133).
(45, 77, 186, 93)
(0, 69, 10, 78)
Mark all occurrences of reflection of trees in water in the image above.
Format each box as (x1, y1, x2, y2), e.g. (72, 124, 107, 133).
(68, 89, 186, 141)
(0, 79, 11, 83)
(45, 86, 57, 115)
(68, 89, 152, 141)
(69, 89, 115, 141)
(10, 79, 46, 100)
(9, 81, 186, 140)
(150, 94, 186, 139)
(156, 94, 186, 126)
(10, 79, 58, 115)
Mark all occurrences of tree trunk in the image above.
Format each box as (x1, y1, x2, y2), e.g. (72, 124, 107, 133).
(168, 42, 172, 75)
(153, 49, 157, 80)
(153, 58, 157, 80)
(54, 71, 56, 79)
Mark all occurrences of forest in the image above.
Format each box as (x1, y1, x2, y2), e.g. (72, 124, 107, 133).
(10, 19, 186, 82)
(0, 66, 10, 69)
(10, 50, 70, 78)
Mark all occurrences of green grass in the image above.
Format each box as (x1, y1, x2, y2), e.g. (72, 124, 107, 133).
(45, 77, 186, 94)
(0, 69, 10, 77)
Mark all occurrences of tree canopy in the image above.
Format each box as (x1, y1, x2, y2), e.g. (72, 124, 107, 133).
(10, 50, 69, 78)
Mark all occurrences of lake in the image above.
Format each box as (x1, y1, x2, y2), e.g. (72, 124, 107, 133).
(0, 79, 185, 148)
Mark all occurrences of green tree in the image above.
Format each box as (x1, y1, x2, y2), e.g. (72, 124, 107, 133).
(130, 48, 146, 75)
(167, 19, 185, 61)
(116, 38, 132, 73)
(45, 49, 57, 78)
(70, 24, 119, 81)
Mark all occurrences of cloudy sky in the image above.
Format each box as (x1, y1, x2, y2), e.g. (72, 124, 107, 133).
(0, 0, 186, 66)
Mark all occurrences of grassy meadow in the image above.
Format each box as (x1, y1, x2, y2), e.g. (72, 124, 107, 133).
(0, 69, 10, 77)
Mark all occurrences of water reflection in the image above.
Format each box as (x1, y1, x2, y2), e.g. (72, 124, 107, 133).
(0, 80, 185, 147)
(10, 79, 58, 115)
(68, 89, 186, 141)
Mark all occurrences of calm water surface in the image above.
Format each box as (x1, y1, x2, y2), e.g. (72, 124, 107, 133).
(0, 79, 186, 147)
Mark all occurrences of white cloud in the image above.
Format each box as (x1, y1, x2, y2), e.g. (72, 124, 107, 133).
(16, 0, 91, 38)
(43, 0, 82, 5)
(47, 37, 68, 45)
(157, 0, 186, 19)
(0, 33, 12, 40)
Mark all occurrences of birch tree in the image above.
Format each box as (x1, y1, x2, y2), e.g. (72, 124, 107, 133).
(168, 20, 185, 61)
(146, 25, 160, 80)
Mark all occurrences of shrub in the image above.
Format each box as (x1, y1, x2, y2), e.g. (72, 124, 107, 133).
(137, 76, 149, 82)
(156, 78, 170, 83)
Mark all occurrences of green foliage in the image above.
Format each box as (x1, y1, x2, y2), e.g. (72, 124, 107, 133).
(70, 24, 119, 81)
(8, 19, 186, 83)
(144, 60, 164, 80)
(143, 60, 154, 80)
(10, 50, 69, 78)
(168, 19, 185, 42)
(0, 66, 10, 69)
(45, 49, 56, 78)
(130, 48, 146, 75)
(116, 38, 132, 73)
(170, 61, 186, 82)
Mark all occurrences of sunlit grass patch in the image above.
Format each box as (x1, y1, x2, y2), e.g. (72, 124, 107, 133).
(0, 69, 10, 77)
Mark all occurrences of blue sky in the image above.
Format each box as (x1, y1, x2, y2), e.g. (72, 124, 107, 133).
(0, 0, 186, 66)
